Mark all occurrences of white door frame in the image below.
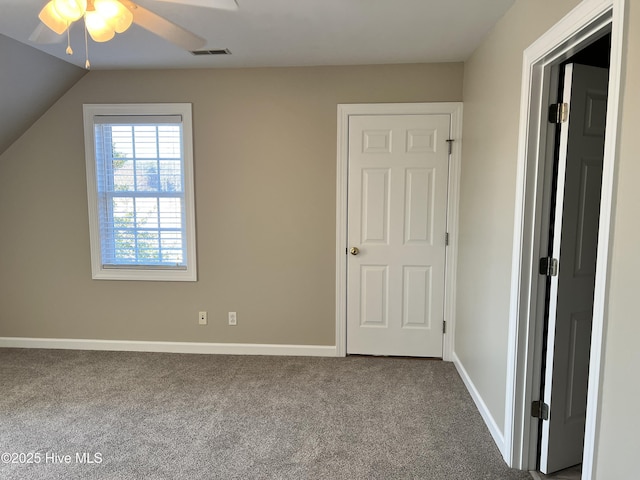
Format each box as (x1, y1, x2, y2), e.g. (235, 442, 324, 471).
(335, 102, 463, 361)
(505, 0, 625, 477)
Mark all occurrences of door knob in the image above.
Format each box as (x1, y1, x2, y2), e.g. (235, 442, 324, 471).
(349, 247, 360, 255)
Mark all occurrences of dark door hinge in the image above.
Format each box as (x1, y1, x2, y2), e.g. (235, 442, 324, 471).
(539, 257, 559, 277)
(446, 139, 454, 155)
(531, 400, 549, 420)
(443, 320, 446, 334)
(548, 103, 569, 124)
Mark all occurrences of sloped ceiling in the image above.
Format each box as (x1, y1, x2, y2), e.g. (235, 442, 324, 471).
(0, 34, 86, 155)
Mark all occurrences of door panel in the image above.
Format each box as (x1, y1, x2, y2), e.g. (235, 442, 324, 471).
(566, 311, 591, 421)
(404, 168, 435, 245)
(360, 266, 389, 327)
(573, 157, 603, 276)
(361, 169, 390, 244)
(346, 114, 449, 357)
(540, 64, 608, 474)
(402, 266, 432, 329)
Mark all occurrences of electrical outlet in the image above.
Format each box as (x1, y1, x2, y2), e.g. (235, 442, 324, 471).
(228, 311, 237, 326)
(199, 311, 208, 325)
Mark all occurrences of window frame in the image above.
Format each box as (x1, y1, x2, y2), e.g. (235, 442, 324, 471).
(83, 103, 197, 281)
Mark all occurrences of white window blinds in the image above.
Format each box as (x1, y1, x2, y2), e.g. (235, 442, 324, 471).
(84, 104, 197, 281)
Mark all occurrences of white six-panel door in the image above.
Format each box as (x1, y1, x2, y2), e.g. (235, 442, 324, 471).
(540, 64, 608, 474)
(346, 114, 450, 357)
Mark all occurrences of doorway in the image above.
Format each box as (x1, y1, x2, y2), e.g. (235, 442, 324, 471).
(505, 1, 624, 479)
(335, 103, 463, 360)
(536, 35, 611, 477)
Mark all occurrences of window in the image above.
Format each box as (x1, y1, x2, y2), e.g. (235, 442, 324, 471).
(83, 104, 197, 281)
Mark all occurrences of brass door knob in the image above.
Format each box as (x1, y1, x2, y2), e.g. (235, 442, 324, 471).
(349, 247, 360, 255)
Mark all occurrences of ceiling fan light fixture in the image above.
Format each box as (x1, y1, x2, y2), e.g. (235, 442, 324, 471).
(111, 3, 134, 34)
(94, 0, 133, 33)
(85, 9, 115, 42)
(35, 0, 224, 69)
(53, 0, 87, 22)
(38, 1, 69, 35)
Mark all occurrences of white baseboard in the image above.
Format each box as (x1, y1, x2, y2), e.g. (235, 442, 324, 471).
(452, 352, 506, 458)
(0, 337, 338, 357)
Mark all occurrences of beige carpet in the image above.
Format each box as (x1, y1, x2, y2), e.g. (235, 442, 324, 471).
(0, 348, 533, 479)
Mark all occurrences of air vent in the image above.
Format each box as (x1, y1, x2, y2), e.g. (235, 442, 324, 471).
(190, 49, 232, 56)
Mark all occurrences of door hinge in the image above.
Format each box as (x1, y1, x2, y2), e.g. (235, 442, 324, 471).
(531, 400, 549, 420)
(446, 139, 454, 155)
(442, 320, 446, 334)
(548, 103, 569, 124)
(539, 257, 559, 277)
(445, 232, 449, 246)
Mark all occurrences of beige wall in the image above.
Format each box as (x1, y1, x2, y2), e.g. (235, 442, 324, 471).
(594, 1, 640, 477)
(460, 0, 639, 475)
(0, 63, 463, 345)
(456, 0, 581, 435)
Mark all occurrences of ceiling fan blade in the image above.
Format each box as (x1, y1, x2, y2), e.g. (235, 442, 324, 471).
(120, 0, 206, 51)
(29, 23, 65, 44)
(153, 0, 238, 10)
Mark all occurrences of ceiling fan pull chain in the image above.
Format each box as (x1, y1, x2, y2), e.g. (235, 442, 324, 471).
(84, 20, 91, 70)
(65, 22, 73, 55)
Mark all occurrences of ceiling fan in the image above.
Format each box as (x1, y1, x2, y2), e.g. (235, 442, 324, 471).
(29, 0, 238, 67)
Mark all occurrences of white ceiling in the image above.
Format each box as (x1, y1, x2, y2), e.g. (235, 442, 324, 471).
(0, 0, 516, 70)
